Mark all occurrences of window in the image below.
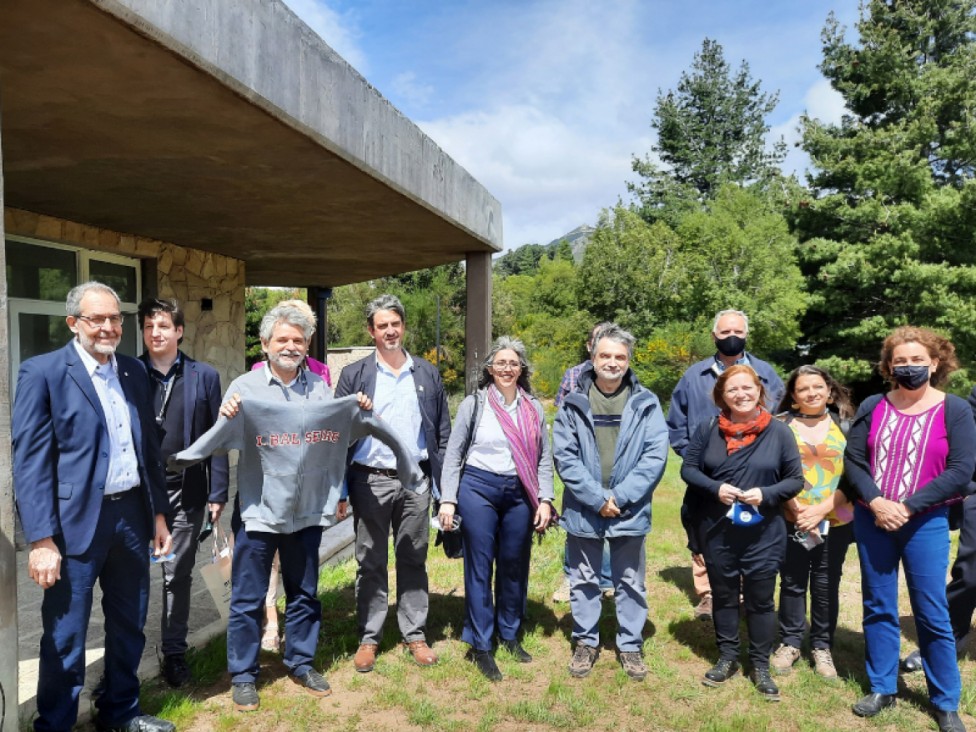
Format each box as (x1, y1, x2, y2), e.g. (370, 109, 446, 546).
(6, 236, 143, 398)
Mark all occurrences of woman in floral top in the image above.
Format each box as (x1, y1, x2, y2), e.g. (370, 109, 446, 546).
(771, 366, 855, 680)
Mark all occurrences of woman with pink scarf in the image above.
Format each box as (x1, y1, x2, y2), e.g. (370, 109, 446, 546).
(438, 337, 554, 681)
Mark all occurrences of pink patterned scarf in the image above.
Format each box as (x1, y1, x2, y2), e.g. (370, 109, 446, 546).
(487, 385, 542, 510)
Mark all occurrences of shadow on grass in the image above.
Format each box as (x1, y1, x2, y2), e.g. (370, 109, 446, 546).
(668, 616, 718, 662)
(657, 564, 697, 604)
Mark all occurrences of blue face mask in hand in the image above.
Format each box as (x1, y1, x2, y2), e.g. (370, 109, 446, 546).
(727, 501, 764, 527)
(892, 365, 931, 391)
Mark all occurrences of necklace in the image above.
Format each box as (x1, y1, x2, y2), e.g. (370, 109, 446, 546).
(795, 409, 828, 419)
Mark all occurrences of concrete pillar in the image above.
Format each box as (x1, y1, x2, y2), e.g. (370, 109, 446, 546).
(0, 98, 20, 731)
(307, 287, 332, 364)
(464, 252, 492, 394)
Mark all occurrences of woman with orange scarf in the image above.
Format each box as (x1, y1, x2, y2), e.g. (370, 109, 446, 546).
(681, 364, 803, 701)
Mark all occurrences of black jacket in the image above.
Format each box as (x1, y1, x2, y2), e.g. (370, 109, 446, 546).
(140, 352, 230, 509)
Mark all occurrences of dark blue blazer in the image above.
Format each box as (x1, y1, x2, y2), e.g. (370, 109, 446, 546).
(141, 352, 230, 508)
(12, 341, 169, 555)
(336, 351, 451, 488)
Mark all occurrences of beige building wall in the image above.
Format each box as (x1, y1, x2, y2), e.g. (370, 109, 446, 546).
(3, 207, 246, 388)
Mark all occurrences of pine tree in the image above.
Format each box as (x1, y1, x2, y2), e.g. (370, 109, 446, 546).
(629, 38, 786, 225)
(795, 0, 976, 388)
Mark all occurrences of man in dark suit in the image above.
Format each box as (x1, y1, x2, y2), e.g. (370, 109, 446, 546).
(138, 297, 228, 688)
(13, 282, 175, 732)
(335, 294, 450, 673)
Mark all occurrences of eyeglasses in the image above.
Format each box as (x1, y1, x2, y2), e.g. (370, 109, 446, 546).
(491, 360, 522, 371)
(77, 313, 124, 327)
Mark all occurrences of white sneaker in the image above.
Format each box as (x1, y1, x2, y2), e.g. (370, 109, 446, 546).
(552, 577, 571, 603)
(261, 625, 280, 652)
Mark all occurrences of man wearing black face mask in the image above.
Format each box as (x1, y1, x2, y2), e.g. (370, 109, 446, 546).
(667, 309, 785, 620)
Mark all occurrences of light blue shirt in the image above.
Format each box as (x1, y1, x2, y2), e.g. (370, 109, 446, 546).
(263, 362, 325, 400)
(352, 352, 427, 469)
(74, 340, 140, 494)
(710, 352, 752, 376)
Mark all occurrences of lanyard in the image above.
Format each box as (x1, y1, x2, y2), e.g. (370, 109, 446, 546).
(155, 373, 177, 426)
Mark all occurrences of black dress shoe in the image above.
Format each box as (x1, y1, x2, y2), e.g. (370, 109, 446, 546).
(500, 639, 532, 663)
(750, 668, 780, 701)
(94, 714, 176, 732)
(852, 693, 896, 717)
(702, 658, 740, 687)
(934, 710, 967, 732)
(900, 649, 923, 673)
(162, 653, 191, 688)
(466, 648, 503, 681)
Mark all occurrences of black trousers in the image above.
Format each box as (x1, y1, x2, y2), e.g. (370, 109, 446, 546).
(705, 521, 785, 671)
(947, 496, 976, 640)
(778, 521, 854, 649)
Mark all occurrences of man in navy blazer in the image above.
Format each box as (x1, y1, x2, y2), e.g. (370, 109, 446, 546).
(13, 282, 174, 732)
(138, 297, 229, 688)
(335, 294, 450, 673)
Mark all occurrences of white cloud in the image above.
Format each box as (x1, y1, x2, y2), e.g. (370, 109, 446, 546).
(391, 72, 434, 110)
(804, 78, 847, 126)
(770, 78, 848, 178)
(420, 104, 651, 247)
(280, 0, 368, 74)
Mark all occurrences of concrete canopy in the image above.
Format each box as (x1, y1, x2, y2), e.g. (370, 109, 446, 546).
(0, 0, 502, 286)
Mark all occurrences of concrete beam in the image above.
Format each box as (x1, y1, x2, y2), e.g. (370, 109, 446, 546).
(0, 0, 502, 286)
(464, 252, 492, 394)
(0, 96, 20, 732)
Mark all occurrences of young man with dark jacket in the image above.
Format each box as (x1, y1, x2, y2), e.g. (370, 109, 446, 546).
(139, 297, 229, 688)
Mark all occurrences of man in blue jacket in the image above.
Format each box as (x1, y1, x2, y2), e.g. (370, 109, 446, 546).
(553, 323, 669, 682)
(13, 282, 174, 732)
(666, 309, 784, 621)
(336, 294, 451, 673)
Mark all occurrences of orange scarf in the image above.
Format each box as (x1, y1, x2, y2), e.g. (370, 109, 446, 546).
(718, 408, 772, 455)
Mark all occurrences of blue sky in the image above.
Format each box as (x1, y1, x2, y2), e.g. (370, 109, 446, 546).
(283, 0, 861, 249)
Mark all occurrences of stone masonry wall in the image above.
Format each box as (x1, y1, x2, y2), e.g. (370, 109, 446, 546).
(3, 208, 246, 388)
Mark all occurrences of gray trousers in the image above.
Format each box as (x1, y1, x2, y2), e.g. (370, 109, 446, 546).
(348, 468, 431, 644)
(160, 501, 206, 656)
(567, 534, 648, 652)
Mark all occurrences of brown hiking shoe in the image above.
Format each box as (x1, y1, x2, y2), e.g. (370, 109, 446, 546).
(770, 643, 801, 675)
(569, 642, 600, 678)
(812, 648, 838, 679)
(694, 594, 713, 622)
(617, 651, 647, 681)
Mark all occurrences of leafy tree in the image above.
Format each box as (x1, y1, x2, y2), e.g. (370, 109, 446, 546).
(794, 0, 976, 388)
(578, 187, 806, 353)
(630, 38, 787, 225)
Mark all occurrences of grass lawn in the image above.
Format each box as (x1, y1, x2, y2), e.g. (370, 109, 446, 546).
(84, 454, 976, 731)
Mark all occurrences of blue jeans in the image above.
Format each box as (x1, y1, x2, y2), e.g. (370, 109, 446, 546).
(228, 523, 323, 683)
(567, 534, 647, 651)
(457, 466, 533, 650)
(855, 504, 960, 710)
